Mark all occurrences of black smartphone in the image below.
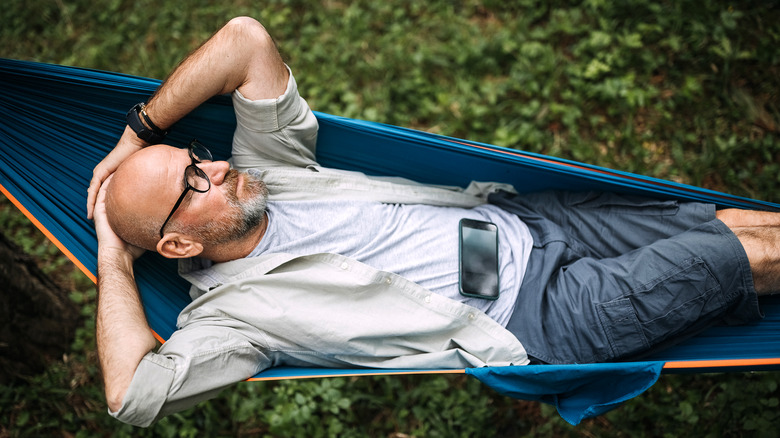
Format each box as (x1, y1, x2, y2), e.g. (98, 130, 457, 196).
(458, 218, 499, 300)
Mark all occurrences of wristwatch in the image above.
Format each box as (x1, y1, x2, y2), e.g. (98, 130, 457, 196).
(126, 102, 168, 144)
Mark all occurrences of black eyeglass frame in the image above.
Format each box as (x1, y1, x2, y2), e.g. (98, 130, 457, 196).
(158, 140, 213, 238)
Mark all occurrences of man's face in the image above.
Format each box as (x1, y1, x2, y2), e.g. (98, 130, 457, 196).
(178, 166, 268, 246)
(163, 147, 268, 246)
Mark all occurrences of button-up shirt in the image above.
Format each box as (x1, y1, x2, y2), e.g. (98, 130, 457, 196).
(111, 68, 529, 427)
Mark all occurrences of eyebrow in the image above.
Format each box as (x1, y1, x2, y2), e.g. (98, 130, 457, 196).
(179, 168, 189, 191)
(178, 149, 197, 191)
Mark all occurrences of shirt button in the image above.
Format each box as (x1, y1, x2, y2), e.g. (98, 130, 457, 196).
(424, 295, 432, 303)
(468, 313, 475, 320)
(385, 278, 392, 284)
(340, 262, 349, 270)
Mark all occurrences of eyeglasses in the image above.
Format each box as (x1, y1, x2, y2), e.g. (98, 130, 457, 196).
(159, 140, 213, 238)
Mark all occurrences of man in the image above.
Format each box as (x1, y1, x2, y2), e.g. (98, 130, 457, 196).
(88, 17, 778, 427)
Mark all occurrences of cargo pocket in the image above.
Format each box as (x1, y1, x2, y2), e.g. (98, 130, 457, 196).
(569, 192, 679, 216)
(596, 257, 723, 360)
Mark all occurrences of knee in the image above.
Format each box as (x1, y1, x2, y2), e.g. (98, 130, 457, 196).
(716, 208, 745, 228)
(717, 208, 780, 228)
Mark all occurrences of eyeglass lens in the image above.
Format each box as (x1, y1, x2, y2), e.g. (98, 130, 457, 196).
(185, 166, 211, 192)
(190, 140, 213, 163)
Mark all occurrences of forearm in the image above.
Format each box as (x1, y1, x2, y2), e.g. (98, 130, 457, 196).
(143, 16, 288, 131)
(87, 17, 287, 217)
(96, 249, 157, 413)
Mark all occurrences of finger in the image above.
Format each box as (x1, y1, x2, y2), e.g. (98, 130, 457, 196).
(92, 176, 112, 222)
(88, 169, 113, 218)
(96, 174, 113, 204)
(86, 175, 105, 220)
(87, 186, 97, 220)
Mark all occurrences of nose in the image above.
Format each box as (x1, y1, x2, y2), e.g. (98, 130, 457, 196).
(197, 160, 231, 186)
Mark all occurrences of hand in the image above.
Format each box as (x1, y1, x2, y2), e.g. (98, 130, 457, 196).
(93, 174, 146, 262)
(86, 126, 148, 220)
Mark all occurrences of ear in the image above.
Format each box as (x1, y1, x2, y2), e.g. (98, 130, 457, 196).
(156, 232, 204, 259)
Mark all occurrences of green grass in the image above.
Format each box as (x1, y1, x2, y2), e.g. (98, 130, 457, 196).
(1, 0, 779, 436)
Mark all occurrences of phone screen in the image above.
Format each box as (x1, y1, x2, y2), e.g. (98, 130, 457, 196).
(458, 219, 499, 300)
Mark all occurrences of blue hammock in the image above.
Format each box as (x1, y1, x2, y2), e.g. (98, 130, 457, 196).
(2, 58, 779, 425)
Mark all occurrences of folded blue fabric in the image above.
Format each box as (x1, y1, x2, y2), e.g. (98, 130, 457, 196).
(467, 362, 664, 425)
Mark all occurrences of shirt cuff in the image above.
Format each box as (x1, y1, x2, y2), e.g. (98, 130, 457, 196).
(109, 352, 175, 427)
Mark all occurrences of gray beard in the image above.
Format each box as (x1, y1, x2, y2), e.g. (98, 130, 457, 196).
(180, 170, 269, 246)
(224, 184, 268, 243)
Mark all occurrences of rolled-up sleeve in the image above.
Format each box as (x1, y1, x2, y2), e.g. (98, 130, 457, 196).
(230, 65, 319, 170)
(110, 324, 270, 427)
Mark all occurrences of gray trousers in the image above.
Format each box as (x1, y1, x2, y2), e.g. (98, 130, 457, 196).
(490, 191, 762, 364)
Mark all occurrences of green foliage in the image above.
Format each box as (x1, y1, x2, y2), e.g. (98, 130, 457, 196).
(3, 0, 777, 200)
(2, 0, 780, 436)
(601, 372, 780, 438)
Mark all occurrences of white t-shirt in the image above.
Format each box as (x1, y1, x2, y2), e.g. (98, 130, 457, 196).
(249, 199, 533, 326)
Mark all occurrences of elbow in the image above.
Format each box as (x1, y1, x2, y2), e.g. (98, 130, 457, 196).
(223, 16, 280, 59)
(225, 15, 263, 28)
(97, 341, 155, 414)
(107, 398, 123, 414)
(224, 16, 273, 44)
(105, 383, 128, 413)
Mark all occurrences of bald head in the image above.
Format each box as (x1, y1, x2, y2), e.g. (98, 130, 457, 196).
(104, 144, 269, 260)
(105, 145, 184, 251)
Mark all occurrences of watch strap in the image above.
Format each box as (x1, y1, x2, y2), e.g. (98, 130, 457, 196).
(126, 103, 167, 144)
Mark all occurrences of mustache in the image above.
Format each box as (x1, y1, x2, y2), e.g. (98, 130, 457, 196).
(224, 169, 267, 202)
(220, 169, 239, 202)
(224, 169, 240, 188)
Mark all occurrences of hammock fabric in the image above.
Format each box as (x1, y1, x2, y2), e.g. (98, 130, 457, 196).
(2, 59, 780, 425)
